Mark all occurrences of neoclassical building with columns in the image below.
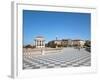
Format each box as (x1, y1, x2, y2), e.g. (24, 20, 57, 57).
(34, 36, 45, 48)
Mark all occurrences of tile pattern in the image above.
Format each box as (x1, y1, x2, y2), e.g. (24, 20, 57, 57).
(23, 48, 91, 69)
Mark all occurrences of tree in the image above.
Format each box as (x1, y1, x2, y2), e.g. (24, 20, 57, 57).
(24, 45, 33, 48)
(84, 40, 91, 47)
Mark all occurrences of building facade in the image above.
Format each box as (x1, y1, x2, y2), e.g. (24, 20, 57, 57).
(48, 40, 62, 48)
(61, 39, 72, 47)
(72, 39, 85, 48)
(48, 39, 85, 48)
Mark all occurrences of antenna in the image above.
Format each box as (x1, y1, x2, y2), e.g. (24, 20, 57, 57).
(56, 35, 58, 40)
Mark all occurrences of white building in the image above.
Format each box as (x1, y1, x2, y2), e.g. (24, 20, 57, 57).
(34, 36, 45, 48)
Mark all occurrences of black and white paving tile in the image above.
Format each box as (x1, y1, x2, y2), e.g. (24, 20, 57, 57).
(23, 48, 91, 69)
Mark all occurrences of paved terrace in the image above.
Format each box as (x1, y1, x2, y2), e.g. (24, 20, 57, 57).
(23, 47, 91, 69)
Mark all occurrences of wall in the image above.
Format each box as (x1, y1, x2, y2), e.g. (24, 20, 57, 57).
(0, 0, 100, 80)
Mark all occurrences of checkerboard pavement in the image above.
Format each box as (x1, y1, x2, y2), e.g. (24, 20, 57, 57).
(23, 48, 91, 69)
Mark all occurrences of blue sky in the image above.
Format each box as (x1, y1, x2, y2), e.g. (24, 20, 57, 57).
(23, 10, 91, 45)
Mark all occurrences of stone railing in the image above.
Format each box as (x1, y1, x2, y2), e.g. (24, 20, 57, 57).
(23, 48, 63, 56)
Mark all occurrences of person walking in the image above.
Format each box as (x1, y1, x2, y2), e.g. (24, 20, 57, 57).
(78, 47, 80, 51)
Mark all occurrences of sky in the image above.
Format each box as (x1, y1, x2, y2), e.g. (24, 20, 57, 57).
(23, 10, 91, 45)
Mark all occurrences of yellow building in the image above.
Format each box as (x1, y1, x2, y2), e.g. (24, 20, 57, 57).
(72, 39, 85, 47)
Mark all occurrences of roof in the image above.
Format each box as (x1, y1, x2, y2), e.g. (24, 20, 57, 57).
(36, 36, 44, 38)
(72, 39, 84, 41)
(62, 39, 71, 41)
